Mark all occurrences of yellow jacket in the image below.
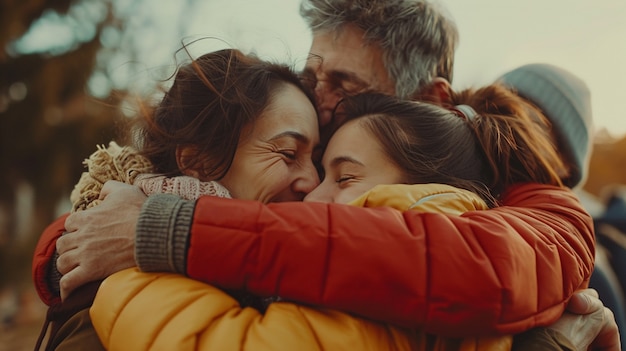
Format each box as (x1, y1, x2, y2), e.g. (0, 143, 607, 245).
(91, 184, 512, 351)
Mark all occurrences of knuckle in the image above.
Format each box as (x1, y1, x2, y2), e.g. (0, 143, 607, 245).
(56, 234, 67, 247)
(56, 256, 72, 275)
(59, 275, 71, 291)
(605, 307, 616, 320)
(56, 254, 66, 270)
(64, 214, 78, 230)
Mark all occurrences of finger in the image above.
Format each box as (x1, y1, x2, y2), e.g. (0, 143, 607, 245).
(64, 212, 78, 232)
(592, 308, 621, 351)
(567, 290, 603, 315)
(64, 210, 89, 233)
(56, 250, 79, 275)
(580, 287, 599, 299)
(56, 234, 77, 256)
(59, 266, 90, 302)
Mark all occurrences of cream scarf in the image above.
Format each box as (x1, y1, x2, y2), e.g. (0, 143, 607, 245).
(70, 141, 231, 212)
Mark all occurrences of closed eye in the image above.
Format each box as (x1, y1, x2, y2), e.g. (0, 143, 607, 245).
(279, 150, 296, 160)
(336, 175, 355, 184)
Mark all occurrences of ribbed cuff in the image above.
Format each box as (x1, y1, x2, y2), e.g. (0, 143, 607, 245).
(135, 194, 195, 274)
(48, 250, 62, 297)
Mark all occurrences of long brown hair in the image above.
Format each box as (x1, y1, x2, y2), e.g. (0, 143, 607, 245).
(134, 48, 314, 180)
(337, 93, 493, 204)
(335, 83, 567, 206)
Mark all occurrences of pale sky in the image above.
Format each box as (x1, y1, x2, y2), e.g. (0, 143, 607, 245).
(179, 0, 626, 138)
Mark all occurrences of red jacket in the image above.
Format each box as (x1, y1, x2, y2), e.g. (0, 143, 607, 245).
(185, 183, 594, 336)
(32, 183, 594, 337)
(90, 185, 512, 351)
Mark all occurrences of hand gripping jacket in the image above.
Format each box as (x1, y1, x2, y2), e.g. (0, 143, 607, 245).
(91, 184, 513, 351)
(33, 183, 594, 336)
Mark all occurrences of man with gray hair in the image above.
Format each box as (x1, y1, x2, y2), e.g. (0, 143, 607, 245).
(299, 0, 458, 127)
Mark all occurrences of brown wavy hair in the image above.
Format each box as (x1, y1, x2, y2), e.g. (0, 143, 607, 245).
(134, 48, 315, 180)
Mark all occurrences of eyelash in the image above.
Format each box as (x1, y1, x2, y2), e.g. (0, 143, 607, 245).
(279, 150, 296, 160)
(300, 73, 364, 97)
(336, 175, 354, 184)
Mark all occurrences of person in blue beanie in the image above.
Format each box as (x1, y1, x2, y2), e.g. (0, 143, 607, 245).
(500, 63, 625, 349)
(499, 63, 593, 189)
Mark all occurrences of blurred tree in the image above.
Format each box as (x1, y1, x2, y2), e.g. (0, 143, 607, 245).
(0, 0, 199, 289)
(0, 0, 129, 288)
(584, 134, 626, 199)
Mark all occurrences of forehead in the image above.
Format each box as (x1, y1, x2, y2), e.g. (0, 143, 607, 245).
(324, 119, 383, 161)
(307, 25, 395, 94)
(255, 84, 319, 140)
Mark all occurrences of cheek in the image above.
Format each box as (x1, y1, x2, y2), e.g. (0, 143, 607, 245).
(221, 165, 249, 199)
(255, 163, 293, 202)
(334, 186, 364, 205)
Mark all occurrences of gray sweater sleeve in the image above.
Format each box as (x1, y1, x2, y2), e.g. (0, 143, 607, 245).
(135, 194, 196, 274)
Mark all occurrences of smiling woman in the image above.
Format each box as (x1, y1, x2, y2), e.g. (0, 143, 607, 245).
(131, 48, 320, 203)
(218, 84, 319, 203)
(35, 47, 322, 350)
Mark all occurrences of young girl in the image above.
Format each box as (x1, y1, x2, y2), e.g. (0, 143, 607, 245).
(307, 86, 566, 205)
(88, 84, 580, 351)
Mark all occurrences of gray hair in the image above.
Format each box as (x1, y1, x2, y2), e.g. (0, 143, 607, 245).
(300, 0, 459, 98)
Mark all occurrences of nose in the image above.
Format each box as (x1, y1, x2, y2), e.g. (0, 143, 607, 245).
(303, 181, 332, 203)
(314, 81, 343, 127)
(292, 160, 321, 198)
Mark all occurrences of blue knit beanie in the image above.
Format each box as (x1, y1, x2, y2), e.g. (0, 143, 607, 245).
(498, 63, 593, 188)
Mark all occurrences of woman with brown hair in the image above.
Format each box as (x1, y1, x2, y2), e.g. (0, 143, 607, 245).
(36, 47, 321, 350)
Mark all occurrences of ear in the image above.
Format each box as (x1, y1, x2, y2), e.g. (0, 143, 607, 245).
(414, 77, 453, 105)
(175, 146, 201, 178)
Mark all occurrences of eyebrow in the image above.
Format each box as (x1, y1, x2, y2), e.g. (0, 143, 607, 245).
(269, 131, 313, 145)
(329, 70, 369, 88)
(302, 63, 369, 88)
(329, 155, 364, 168)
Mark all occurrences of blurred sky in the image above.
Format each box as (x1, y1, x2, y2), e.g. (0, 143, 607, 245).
(153, 0, 626, 138)
(15, 0, 626, 137)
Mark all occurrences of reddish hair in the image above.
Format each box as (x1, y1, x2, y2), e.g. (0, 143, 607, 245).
(134, 49, 314, 180)
(452, 83, 567, 193)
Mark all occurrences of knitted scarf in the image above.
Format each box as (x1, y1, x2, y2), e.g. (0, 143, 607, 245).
(70, 141, 231, 212)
